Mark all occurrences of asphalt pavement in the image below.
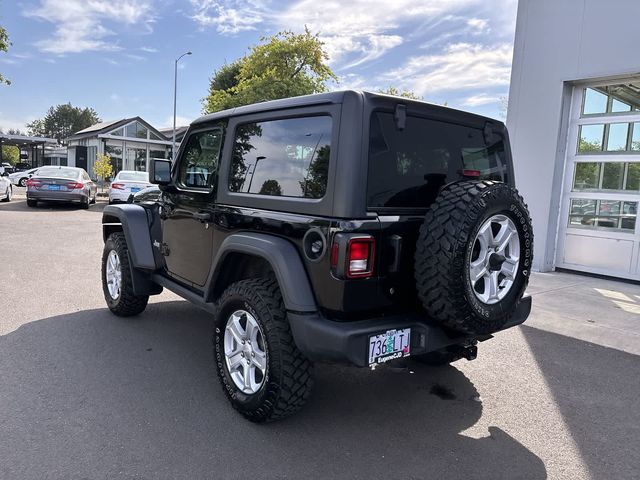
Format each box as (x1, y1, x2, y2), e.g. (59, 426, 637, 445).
(0, 193, 638, 479)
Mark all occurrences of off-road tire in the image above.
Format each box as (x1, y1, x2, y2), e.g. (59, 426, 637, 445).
(214, 277, 313, 423)
(26, 199, 37, 208)
(101, 232, 149, 316)
(414, 180, 533, 335)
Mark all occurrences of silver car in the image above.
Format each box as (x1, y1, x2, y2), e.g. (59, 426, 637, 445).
(0, 171, 12, 202)
(26, 166, 97, 209)
(108, 170, 153, 204)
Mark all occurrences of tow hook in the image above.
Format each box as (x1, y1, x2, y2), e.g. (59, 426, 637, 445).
(451, 344, 478, 361)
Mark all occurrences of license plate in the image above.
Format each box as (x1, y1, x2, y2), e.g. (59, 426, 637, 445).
(130, 188, 141, 193)
(48, 185, 61, 191)
(368, 328, 411, 366)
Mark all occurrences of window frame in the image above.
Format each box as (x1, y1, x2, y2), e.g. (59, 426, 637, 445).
(173, 124, 225, 194)
(217, 105, 341, 217)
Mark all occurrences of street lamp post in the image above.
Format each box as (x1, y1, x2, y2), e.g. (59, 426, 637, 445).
(173, 51, 192, 161)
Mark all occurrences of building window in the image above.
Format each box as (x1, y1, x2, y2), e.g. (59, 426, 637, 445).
(125, 121, 149, 139)
(581, 83, 640, 116)
(569, 199, 637, 232)
(573, 161, 640, 192)
(229, 116, 332, 198)
(105, 144, 123, 175)
(149, 149, 167, 160)
(578, 122, 640, 154)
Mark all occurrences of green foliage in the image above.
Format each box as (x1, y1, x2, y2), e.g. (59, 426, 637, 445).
(378, 87, 422, 100)
(259, 179, 283, 196)
(27, 103, 100, 144)
(578, 138, 602, 153)
(94, 153, 113, 189)
(0, 145, 19, 165)
(203, 28, 337, 114)
(0, 25, 10, 86)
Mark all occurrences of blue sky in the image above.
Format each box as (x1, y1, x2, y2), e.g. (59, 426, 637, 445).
(0, 0, 518, 133)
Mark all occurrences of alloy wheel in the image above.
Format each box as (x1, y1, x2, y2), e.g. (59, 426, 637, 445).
(105, 250, 122, 300)
(224, 310, 267, 394)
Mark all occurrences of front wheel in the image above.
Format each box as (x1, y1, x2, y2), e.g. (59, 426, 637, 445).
(19, 178, 27, 187)
(101, 232, 148, 316)
(214, 277, 314, 422)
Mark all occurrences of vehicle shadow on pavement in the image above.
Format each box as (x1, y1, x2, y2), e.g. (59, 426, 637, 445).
(0, 301, 546, 480)
(0, 199, 106, 213)
(521, 325, 640, 480)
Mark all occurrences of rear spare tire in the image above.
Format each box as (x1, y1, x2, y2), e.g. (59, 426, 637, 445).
(414, 180, 533, 334)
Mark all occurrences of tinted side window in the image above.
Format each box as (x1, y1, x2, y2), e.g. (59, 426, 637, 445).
(367, 112, 508, 209)
(178, 129, 223, 189)
(229, 116, 331, 199)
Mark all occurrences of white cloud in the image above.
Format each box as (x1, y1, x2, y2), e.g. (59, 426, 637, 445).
(140, 46, 158, 53)
(162, 115, 193, 129)
(189, 0, 267, 34)
(25, 0, 155, 54)
(467, 18, 489, 34)
(462, 93, 500, 107)
(381, 42, 513, 96)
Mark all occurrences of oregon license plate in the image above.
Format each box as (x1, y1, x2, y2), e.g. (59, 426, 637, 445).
(130, 188, 140, 193)
(368, 328, 411, 366)
(48, 184, 61, 190)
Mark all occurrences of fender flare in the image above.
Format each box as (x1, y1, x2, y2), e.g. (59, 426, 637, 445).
(102, 204, 156, 270)
(209, 233, 317, 313)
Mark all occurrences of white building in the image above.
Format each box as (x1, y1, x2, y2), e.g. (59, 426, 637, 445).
(507, 0, 640, 281)
(67, 117, 172, 179)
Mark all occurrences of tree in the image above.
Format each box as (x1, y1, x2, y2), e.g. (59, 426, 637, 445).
(0, 145, 19, 165)
(0, 25, 10, 86)
(259, 179, 282, 196)
(94, 153, 113, 191)
(27, 103, 100, 144)
(203, 28, 337, 114)
(378, 87, 422, 100)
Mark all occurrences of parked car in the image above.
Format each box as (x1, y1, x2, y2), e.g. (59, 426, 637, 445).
(9, 167, 39, 187)
(26, 166, 97, 209)
(100, 90, 533, 422)
(108, 170, 153, 204)
(0, 162, 13, 175)
(14, 162, 32, 172)
(0, 171, 12, 202)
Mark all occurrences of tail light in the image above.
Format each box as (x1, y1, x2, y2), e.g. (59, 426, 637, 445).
(346, 237, 375, 278)
(461, 169, 481, 178)
(331, 234, 375, 279)
(111, 183, 125, 190)
(66, 182, 84, 189)
(26, 179, 41, 188)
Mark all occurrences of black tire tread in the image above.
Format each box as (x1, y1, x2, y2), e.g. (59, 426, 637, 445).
(215, 277, 313, 422)
(102, 232, 149, 317)
(26, 199, 37, 207)
(414, 180, 533, 334)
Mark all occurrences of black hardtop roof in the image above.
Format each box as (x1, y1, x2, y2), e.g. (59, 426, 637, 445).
(191, 90, 503, 127)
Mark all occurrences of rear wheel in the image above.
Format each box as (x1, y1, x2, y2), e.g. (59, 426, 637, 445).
(1, 185, 11, 202)
(26, 199, 37, 208)
(414, 181, 533, 334)
(214, 277, 313, 422)
(80, 196, 90, 209)
(101, 232, 148, 316)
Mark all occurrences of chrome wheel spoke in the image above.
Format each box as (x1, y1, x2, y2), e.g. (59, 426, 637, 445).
(501, 258, 518, 280)
(469, 258, 487, 284)
(251, 349, 267, 371)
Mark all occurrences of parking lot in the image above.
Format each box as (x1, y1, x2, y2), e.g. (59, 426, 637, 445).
(1, 194, 639, 479)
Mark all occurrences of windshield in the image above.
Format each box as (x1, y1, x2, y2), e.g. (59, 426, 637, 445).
(117, 171, 149, 182)
(36, 167, 79, 179)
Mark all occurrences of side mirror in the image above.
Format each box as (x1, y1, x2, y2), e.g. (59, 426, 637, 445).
(149, 158, 172, 185)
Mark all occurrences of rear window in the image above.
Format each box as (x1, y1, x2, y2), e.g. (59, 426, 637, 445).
(36, 167, 79, 179)
(228, 116, 331, 199)
(367, 112, 508, 209)
(117, 171, 149, 182)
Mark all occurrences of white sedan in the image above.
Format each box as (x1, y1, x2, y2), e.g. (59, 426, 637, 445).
(108, 171, 153, 204)
(0, 171, 12, 202)
(9, 168, 40, 187)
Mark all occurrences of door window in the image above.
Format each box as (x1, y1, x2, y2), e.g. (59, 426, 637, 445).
(177, 129, 223, 189)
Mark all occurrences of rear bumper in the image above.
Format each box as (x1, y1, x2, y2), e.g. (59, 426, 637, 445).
(288, 296, 532, 367)
(28, 190, 87, 203)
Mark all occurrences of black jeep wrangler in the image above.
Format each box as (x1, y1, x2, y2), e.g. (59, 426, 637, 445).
(101, 91, 533, 422)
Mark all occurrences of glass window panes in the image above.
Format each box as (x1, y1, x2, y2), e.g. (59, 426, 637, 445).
(149, 149, 166, 160)
(125, 121, 148, 139)
(229, 116, 332, 198)
(578, 124, 604, 152)
(126, 147, 147, 172)
(105, 144, 123, 176)
(626, 163, 640, 191)
(110, 128, 124, 137)
(583, 88, 608, 115)
(611, 99, 632, 112)
(573, 162, 600, 190)
(632, 123, 640, 151)
(178, 129, 223, 189)
(601, 162, 625, 190)
(150, 131, 164, 141)
(568, 199, 637, 231)
(606, 123, 629, 151)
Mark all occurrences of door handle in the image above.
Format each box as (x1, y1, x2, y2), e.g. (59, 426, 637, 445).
(193, 211, 212, 223)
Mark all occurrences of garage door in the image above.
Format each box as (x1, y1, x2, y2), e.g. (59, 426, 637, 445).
(557, 80, 640, 280)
